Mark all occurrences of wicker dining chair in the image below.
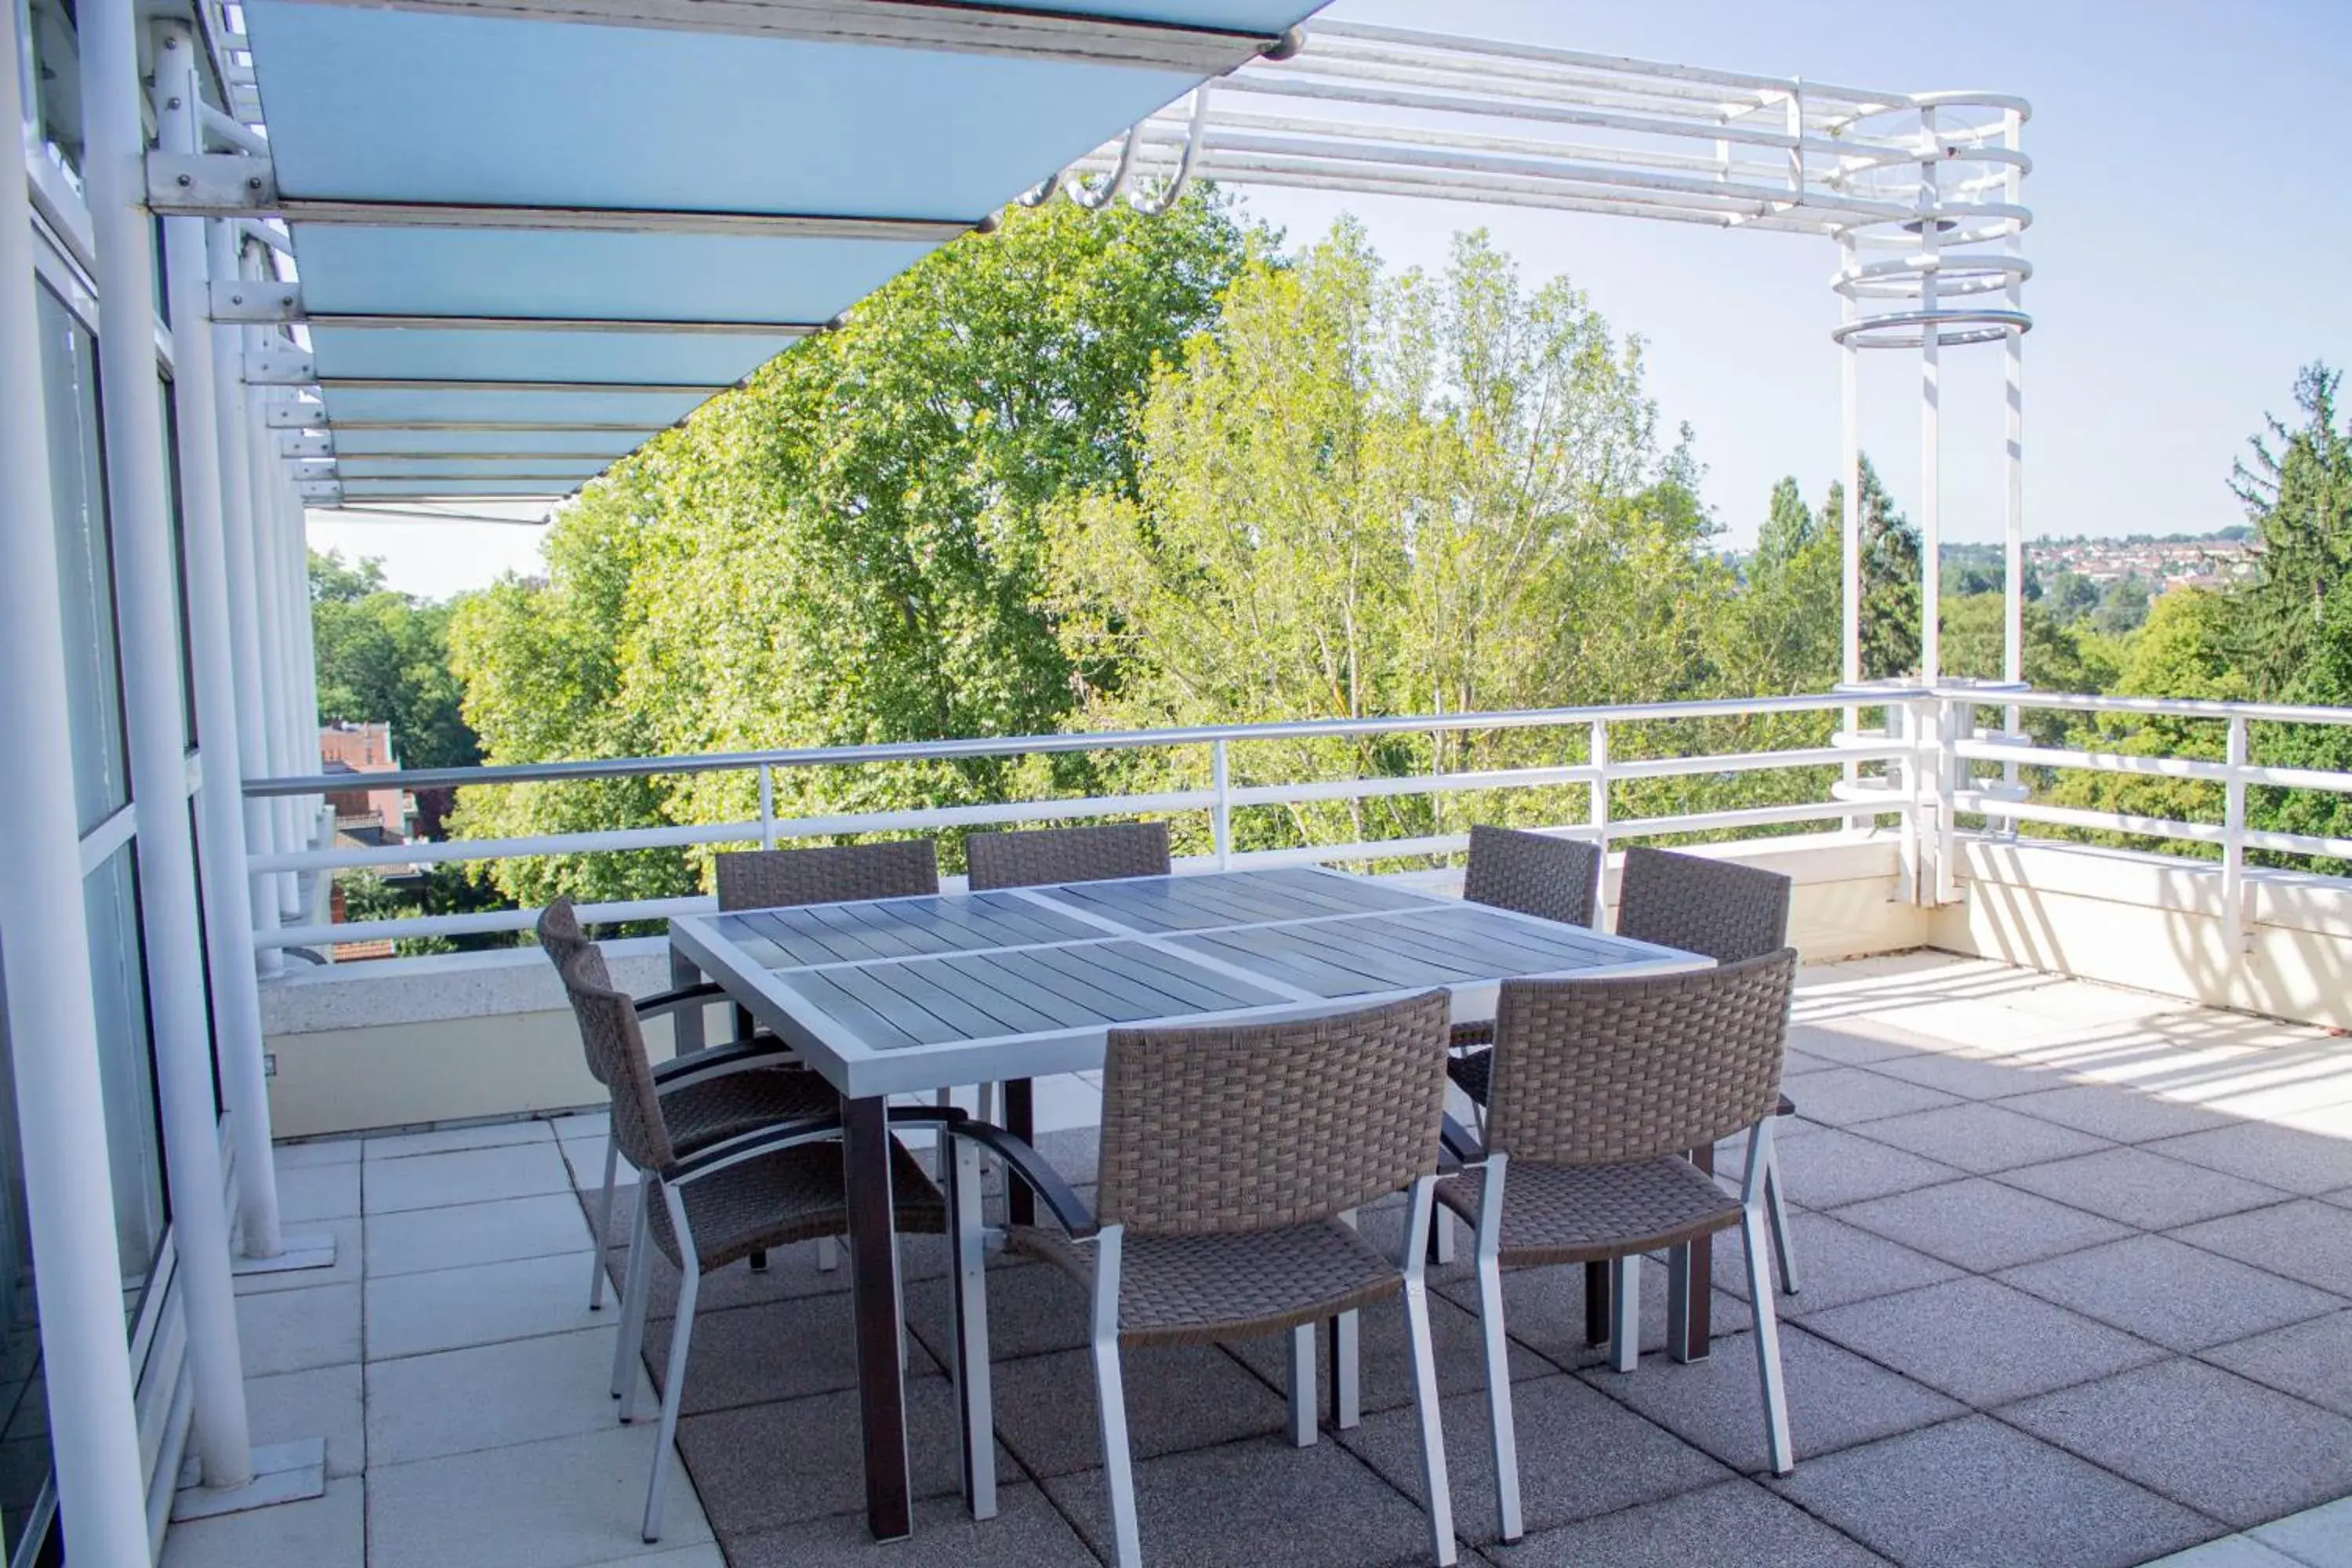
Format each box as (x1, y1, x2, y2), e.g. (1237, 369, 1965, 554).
(964, 820, 1172, 891)
(937, 990, 1462, 1568)
(713, 840, 942, 1038)
(1443, 826, 1604, 1106)
(536, 898, 830, 1311)
(559, 946, 947, 1543)
(1440, 949, 1801, 1543)
(1615, 845, 1802, 1296)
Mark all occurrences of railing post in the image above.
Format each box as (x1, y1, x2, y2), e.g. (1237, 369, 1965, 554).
(2223, 715, 2249, 956)
(758, 764, 777, 851)
(1588, 717, 1610, 855)
(1936, 692, 1963, 906)
(1895, 698, 1926, 905)
(1210, 739, 1232, 870)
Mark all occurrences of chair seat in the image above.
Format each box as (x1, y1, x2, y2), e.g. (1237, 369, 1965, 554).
(1436, 1155, 1741, 1266)
(1446, 1045, 1796, 1122)
(649, 1135, 944, 1273)
(1012, 1218, 1400, 1348)
(659, 1065, 838, 1156)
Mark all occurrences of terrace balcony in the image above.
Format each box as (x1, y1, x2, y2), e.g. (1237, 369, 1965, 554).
(161, 688, 2352, 1568)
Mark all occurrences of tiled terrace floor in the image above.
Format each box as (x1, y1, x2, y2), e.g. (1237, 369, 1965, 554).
(167, 952, 2352, 1568)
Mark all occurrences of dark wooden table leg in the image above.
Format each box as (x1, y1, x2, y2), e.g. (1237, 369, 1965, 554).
(1002, 1077, 1035, 1227)
(667, 947, 707, 1054)
(841, 1094, 912, 1541)
(1584, 1261, 1610, 1346)
(1669, 1142, 1715, 1363)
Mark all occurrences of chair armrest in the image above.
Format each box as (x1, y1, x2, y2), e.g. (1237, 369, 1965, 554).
(666, 1115, 846, 1183)
(947, 1121, 1098, 1240)
(650, 1037, 797, 1088)
(1439, 1112, 1486, 1171)
(633, 982, 727, 1021)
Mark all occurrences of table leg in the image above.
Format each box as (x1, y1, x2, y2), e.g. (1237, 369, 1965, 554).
(1669, 1142, 1715, 1364)
(667, 948, 707, 1054)
(1584, 1262, 1610, 1346)
(841, 1094, 912, 1541)
(1002, 1077, 1035, 1227)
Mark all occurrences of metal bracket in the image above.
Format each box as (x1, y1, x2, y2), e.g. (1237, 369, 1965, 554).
(263, 404, 328, 430)
(295, 481, 345, 503)
(245, 350, 318, 386)
(211, 280, 303, 323)
(288, 460, 340, 481)
(276, 434, 334, 459)
(145, 152, 278, 214)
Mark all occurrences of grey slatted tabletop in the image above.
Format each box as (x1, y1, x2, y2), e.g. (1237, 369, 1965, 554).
(668, 865, 1700, 1101)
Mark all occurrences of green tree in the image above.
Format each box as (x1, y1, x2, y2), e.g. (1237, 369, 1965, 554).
(1818, 456, 1922, 679)
(310, 550, 480, 772)
(2231, 363, 2352, 697)
(446, 193, 1258, 906)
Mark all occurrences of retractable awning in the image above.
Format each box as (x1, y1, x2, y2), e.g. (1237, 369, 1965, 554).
(215, 0, 1323, 504)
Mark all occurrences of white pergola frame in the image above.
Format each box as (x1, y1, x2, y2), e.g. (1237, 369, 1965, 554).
(1033, 19, 2034, 690)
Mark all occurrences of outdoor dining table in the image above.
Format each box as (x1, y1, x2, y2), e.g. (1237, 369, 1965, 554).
(667, 863, 1709, 1541)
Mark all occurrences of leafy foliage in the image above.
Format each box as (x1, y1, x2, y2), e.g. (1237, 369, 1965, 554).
(310, 551, 479, 773)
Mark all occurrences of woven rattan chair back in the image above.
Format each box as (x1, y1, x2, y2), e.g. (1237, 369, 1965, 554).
(964, 822, 1171, 891)
(1614, 844, 1792, 964)
(535, 898, 613, 1086)
(714, 840, 941, 911)
(1094, 989, 1452, 1238)
(1464, 826, 1602, 928)
(1484, 949, 1797, 1167)
(558, 946, 677, 1175)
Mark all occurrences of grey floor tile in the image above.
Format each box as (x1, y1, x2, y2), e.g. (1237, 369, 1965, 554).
(162, 1474, 362, 1568)
(2173, 1200, 2352, 1296)
(234, 1281, 361, 1375)
(1343, 1374, 1730, 1544)
(366, 1251, 605, 1361)
(2203, 1308, 2352, 1419)
(1433, 1257, 1751, 1372)
(1849, 1102, 2114, 1174)
(2140, 1538, 2304, 1568)
(233, 1216, 361, 1298)
(2146, 1124, 2352, 1197)
(598, 1229, 877, 1322)
(366, 1325, 655, 1466)
(723, 1483, 1098, 1567)
(1225, 1288, 1552, 1417)
(640, 1291, 937, 1417)
(364, 1119, 556, 1161)
(1781, 1069, 1961, 1128)
(1044, 1434, 1450, 1568)
(1994, 1083, 2239, 1145)
(984, 1341, 1289, 1477)
(366, 1424, 712, 1568)
(1802, 1276, 2165, 1407)
(1488, 1477, 1889, 1567)
(245, 1361, 363, 1480)
(906, 1249, 1087, 1366)
(278, 1161, 361, 1224)
(272, 1136, 365, 1170)
(1784, 1021, 1932, 1068)
(1997, 1233, 2344, 1352)
(1864, 1051, 2071, 1103)
(1772, 1415, 2216, 1568)
(1832, 1177, 2130, 1272)
(672, 1374, 1000, 1536)
(2001, 1358, 2352, 1529)
(1997, 1145, 2293, 1231)
(2252, 1494, 2352, 1566)
(1763, 1127, 1967, 1209)
(1579, 1323, 1961, 1472)
(365, 1191, 593, 1278)
(1708, 1211, 1961, 1317)
(364, 1140, 576, 1214)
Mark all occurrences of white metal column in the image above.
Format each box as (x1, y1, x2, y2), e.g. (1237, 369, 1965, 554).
(155, 21, 289, 1269)
(1916, 104, 1943, 685)
(81, 0, 259, 1497)
(0, 13, 154, 1562)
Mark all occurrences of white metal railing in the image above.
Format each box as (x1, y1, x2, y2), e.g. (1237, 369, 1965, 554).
(243, 691, 1914, 950)
(241, 684, 2352, 958)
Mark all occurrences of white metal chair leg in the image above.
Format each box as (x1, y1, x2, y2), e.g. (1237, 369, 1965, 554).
(1330, 1311, 1361, 1430)
(1742, 1120, 1796, 1475)
(1399, 1177, 1458, 1567)
(642, 1189, 699, 1542)
(1764, 1144, 1799, 1294)
(816, 1234, 840, 1272)
(613, 1175, 655, 1410)
(946, 1134, 997, 1520)
(1609, 1254, 1641, 1374)
(1090, 1227, 1142, 1568)
(589, 1135, 621, 1311)
(1472, 1156, 1520, 1543)
(1287, 1323, 1318, 1447)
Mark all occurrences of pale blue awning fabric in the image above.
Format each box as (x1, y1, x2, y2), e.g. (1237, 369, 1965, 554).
(237, 0, 1321, 502)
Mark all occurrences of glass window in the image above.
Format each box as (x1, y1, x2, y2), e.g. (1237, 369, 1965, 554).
(79, 851, 167, 1310)
(37, 283, 130, 834)
(22, 0, 82, 182)
(0, 964, 53, 1564)
(162, 379, 195, 749)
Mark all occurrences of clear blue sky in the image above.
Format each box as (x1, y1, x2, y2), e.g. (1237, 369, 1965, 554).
(315, 0, 2352, 591)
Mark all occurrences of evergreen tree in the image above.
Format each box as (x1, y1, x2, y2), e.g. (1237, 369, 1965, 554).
(1819, 455, 1922, 679)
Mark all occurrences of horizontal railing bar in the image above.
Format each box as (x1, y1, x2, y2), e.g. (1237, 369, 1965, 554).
(2241, 827, 2352, 861)
(1600, 800, 1875, 838)
(1955, 792, 2227, 845)
(1225, 764, 1595, 807)
(2240, 764, 2352, 796)
(245, 690, 1914, 797)
(1951, 740, 2233, 783)
(1606, 744, 1892, 780)
(1947, 688, 2352, 728)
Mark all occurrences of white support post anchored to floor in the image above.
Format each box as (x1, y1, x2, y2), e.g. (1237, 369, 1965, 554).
(0, 14, 155, 1561)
